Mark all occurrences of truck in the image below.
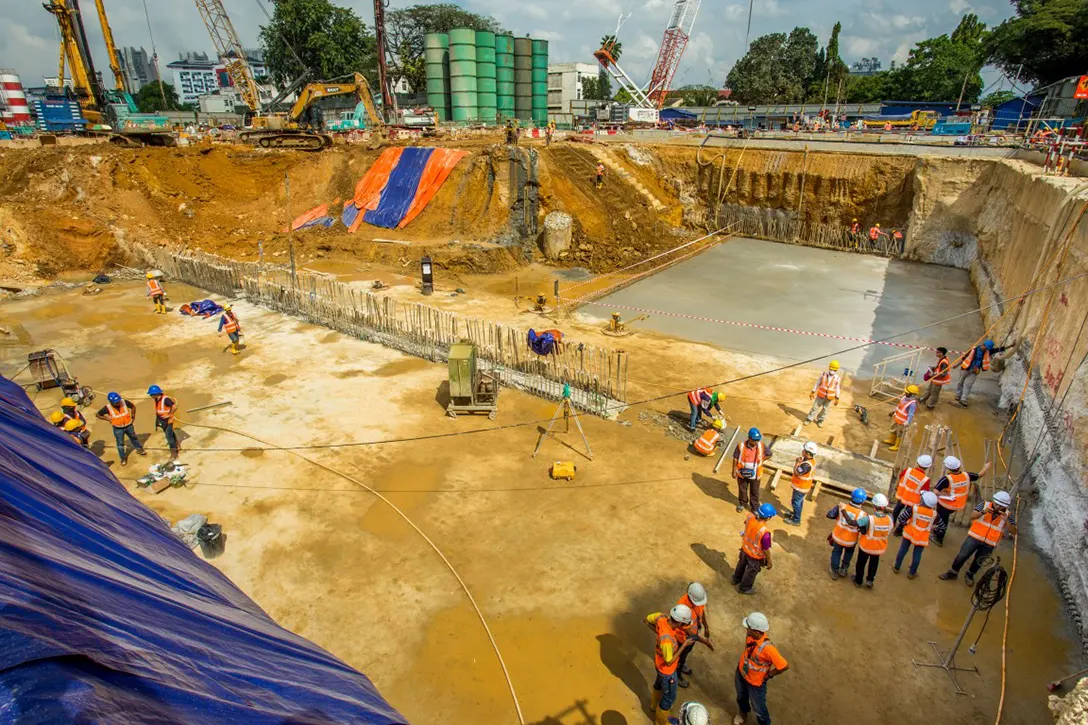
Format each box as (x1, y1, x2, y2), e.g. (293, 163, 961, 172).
(862, 110, 940, 130)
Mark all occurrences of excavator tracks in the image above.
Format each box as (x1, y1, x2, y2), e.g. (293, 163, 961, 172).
(251, 132, 331, 151)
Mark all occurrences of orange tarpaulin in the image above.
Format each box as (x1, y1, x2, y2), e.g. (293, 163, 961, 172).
(290, 203, 329, 231)
(354, 147, 403, 211)
(397, 148, 467, 229)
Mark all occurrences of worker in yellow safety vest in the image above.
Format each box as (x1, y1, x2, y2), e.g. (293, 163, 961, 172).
(146, 273, 167, 314)
(804, 361, 841, 428)
(919, 347, 952, 409)
(930, 455, 992, 547)
(939, 491, 1016, 585)
(826, 487, 867, 579)
(784, 441, 817, 526)
(883, 385, 919, 452)
(853, 493, 892, 588)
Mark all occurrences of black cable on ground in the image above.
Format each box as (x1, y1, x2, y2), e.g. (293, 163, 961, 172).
(968, 557, 1009, 653)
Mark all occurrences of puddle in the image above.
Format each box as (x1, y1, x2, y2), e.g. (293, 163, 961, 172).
(241, 448, 266, 458)
(264, 374, 288, 386)
(360, 462, 439, 539)
(335, 369, 367, 379)
(371, 357, 431, 378)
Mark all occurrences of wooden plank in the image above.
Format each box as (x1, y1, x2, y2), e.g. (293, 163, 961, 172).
(769, 469, 782, 492)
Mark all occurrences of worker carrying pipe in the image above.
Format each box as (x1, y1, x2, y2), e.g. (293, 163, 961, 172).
(953, 338, 1015, 407)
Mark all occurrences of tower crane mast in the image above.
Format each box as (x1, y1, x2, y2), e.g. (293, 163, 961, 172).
(193, 0, 262, 113)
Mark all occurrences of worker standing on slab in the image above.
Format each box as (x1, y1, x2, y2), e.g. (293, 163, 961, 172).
(693, 418, 725, 456)
(853, 493, 892, 588)
(892, 454, 932, 530)
(732, 612, 788, 725)
(931, 456, 992, 547)
(96, 392, 146, 466)
(646, 605, 697, 725)
(595, 161, 605, 189)
(893, 490, 939, 578)
(804, 361, 841, 428)
(938, 491, 1017, 584)
(732, 428, 767, 513)
(784, 442, 817, 526)
(146, 273, 166, 315)
(732, 503, 776, 595)
(919, 347, 952, 410)
(147, 385, 180, 459)
(826, 488, 867, 579)
(218, 305, 243, 356)
(676, 582, 714, 688)
(688, 387, 723, 432)
(883, 385, 919, 452)
(954, 339, 1011, 407)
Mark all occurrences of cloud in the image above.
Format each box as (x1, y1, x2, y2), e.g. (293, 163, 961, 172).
(948, 0, 973, 13)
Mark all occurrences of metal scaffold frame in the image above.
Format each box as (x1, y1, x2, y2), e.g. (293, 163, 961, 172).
(870, 348, 923, 402)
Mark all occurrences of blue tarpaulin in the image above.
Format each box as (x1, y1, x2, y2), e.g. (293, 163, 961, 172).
(0, 376, 405, 724)
(364, 147, 435, 229)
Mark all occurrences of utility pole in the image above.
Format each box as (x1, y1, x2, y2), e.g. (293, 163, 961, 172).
(955, 70, 971, 113)
(373, 0, 395, 120)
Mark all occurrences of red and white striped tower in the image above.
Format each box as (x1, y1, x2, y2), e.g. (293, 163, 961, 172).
(0, 71, 33, 126)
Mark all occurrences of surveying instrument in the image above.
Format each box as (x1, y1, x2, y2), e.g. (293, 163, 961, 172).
(531, 383, 593, 460)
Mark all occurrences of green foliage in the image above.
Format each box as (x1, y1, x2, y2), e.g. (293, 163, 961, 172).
(985, 0, 1088, 87)
(676, 84, 719, 106)
(980, 89, 1018, 107)
(134, 82, 179, 112)
(581, 70, 613, 101)
(601, 35, 622, 61)
(614, 88, 633, 104)
(844, 72, 889, 103)
(259, 0, 377, 88)
(725, 26, 838, 103)
(386, 4, 502, 93)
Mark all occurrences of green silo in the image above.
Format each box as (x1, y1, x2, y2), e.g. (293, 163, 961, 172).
(449, 28, 478, 122)
(475, 30, 497, 125)
(531, 38, 549, 125)
(424, 33, 450, 122)
(513, 36, 532, 122)
(495, 34, 515, 122)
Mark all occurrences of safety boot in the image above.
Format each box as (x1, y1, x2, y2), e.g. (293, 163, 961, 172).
(883, 433, 896, 445)
(655, 706, 672, 725)
(888, 435, 901, 452)
(231, 343, 240, 356)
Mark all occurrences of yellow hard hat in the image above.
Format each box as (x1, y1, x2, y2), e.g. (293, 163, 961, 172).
(60, 397, 77, 407)
(712, 418, 724, 430)
(852, 218, 858, 222)
(146, 272, 155, 279)
(828, 360, 840, 370)
(224, 304, 233, 312)
(906, 384, 920, 395)
(63, 418, 83, 431)
(49, 411, 66, 424)
(875, 223, 881, 228)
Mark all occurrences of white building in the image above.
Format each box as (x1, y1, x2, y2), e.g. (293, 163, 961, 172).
(547, 62, 599, 115)
(167, 53, 218, 105)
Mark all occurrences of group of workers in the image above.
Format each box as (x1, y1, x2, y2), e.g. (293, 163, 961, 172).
(48, 386, 180, 464)
(848, 219, 905, 254)
(147, 274, 246, 355)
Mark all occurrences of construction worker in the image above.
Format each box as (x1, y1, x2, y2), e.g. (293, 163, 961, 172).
(545, 123, 553, 147)
(849, 218, 860, 235)
(891, 228, 905, 254)
(892, 454, 932, 529)
(59, 397, 86, 424)
(919, 347, 952, 410)
(732, 503, 776, 595)
(931, 455, 992, 546)
(884, 385, 919, 451)
(675, 702, 710, 725)
(733, 611, 788, 725)
(646, 604, 697, 725)
(938, 490, 1017, 584)
(826, 488, 867, 579)
(95, 392, 146, 465)
(732, 428, 768, 513)
(687, 387, 723, 432)
(954, 339, 1011, 407)
(853, 493, 892, 588)
(595, 161, 605, 190)
(147, 384, 179, 459)
(504, 119, 516, 145)
(218, 304, 243, 355)
(804, 360, 841, 428)
(676, 582, 714, 688)
(63, 417, 91, 448)
(146, 272, 166, 314)
(894, 490, 938, 578)
(784, 441, 817, 526)
(693, 418, 725, 456)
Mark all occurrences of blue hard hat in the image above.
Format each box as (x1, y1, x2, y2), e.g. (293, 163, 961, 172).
(983, 339, 995, 350)
(758, 503, 777, 519)
(107, 392, 122, 404)
(147, 384, 163, 396)
(748, 427, 762, 441)
(851, 488, 867, 505)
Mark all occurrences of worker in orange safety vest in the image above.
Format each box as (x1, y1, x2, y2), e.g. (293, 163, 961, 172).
(919, 347, 952, 410)
(939, 490, 1017, 584)
(853, 493, 892, 588)
(218, 305, 244, 356)
(146, 272, 167, 314)
(645, 605, 698, 725)
(675, 582, 714, 689)
(892, 454, 932, 529)
(733, 611, 789, 725)
(693, 418, 725, 456)
(95, 392, 146, 465)
(891, 228, 905, 254)
(783, 441, 817, 526)
(732, 428, 769, 513)
(954, 338, 1012, 407)
(883, 385, 919, 452)
(804, 360, 841, 428)
(595, 162, 605, 189)
(688, 388, 723, 432)
(147, 384, 180, 458)
(826, 487, 867, 579)
(930, 455, 992, 547)
(732, 503, 777, 595)
(893, 490, 938, 578)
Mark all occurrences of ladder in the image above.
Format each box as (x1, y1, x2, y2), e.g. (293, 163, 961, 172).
(870, 348, 923, 402)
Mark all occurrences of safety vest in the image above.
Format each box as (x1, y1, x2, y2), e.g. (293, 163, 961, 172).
(892, 396, 916, 425)
(869, 227, 880, 240)
(105, 401, 133, 428)
(741, 513, 768, 560)
(222, 312, 240, 333)
(738, 634, 779, 687)
(961, 347, 991, 371)
(693, 429, 720, 456)
(791, 455, 815, 493)
(968, 503, 1009, 546)
(892, 230, 903, 241)
(895, 467, 929, 506)
(932, 357, 952, 386)
(687, 388, 709, 406)
(816, 371, 840, 400)
(939, 471, 971, 511)
(735, 441, 765, 480)
(147, 278, 164, 296)
(903, 505, 936, 546)
(154, 395, 176, 424)
(651, 614, 680, 675)
(677, 593, 706, 630)
(831, 502, 864, 547)
(596, 163, 604, 175)
(859, 513, 893, 555)
(850, 222, 860, 234)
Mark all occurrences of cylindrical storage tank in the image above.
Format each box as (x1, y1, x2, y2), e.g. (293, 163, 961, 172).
(495, 35, 515, 120)
(0, 71, 33, 125)
(530, 39, 549, 124)
(449, 28, 478, 122)
(423, 34, 451, 123)
(474, 30, 497, 125)
(513, 37, 532, 122)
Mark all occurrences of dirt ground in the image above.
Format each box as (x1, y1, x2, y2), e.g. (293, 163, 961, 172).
(3, 278, 1081, 725)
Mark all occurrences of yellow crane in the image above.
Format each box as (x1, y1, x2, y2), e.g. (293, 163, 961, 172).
(91, 0, 127, 92)
(243, 73, 384, 150)
(192, 0, 262, 113)
(44, 0, 103, 123)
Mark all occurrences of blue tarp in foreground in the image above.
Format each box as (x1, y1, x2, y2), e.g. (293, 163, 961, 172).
(0, 376, 405, 724)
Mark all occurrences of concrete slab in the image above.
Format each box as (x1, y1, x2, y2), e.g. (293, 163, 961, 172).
(769, 435, 894, 496)
(585, 237, 985, 379)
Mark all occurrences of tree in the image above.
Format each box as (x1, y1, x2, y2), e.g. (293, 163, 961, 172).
(822, 23, 849, 101)
(676, 84, 719, 106)
(844, 72, 890, 102)
(601, 34, 622, 61)
(895, 14, 988, 103)
(386, 4, 502, 93)
(259, 0, 377, 88)
(134, 81, 179, 112)
(725, 29, 823, 104)
(981, 89, 1018, 107)
(985, 0, 1088, 87)
(614, 88, 633, 104)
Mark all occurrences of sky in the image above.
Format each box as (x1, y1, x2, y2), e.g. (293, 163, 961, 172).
(3, 0, 1017, 93)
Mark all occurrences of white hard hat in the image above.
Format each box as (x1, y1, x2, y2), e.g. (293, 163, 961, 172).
(872, 493, 889, 509)
(917, 454, 933, 469)
(993, 490, 1012, 507)
(670, 604, 693, 625)
(803, 441, 818, 456)
(680, 702, 710, 725)
(921, 491, 938, 508)
(687, 582, 707, 607)
(743, 611, 769, 632)
(944, 455, 962, 470)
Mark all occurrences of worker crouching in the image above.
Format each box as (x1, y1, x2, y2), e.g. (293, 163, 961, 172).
(646, 604, 698, 725)
(148, 384, 180, 459)
(826, 488, 867, 579)
(733, 503, 776, 595)
(733, 611, 789, 725)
